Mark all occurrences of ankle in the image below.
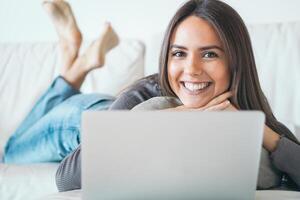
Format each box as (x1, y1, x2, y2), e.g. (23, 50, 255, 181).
(60, 58, 89, 90)
(61, 70, 87, 90)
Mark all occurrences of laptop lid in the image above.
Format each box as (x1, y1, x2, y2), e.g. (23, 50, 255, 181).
(82, 111, 265, 200)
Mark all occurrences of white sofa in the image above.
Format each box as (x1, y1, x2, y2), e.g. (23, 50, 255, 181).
(1, 2, 300, 200)
(1, 21, 300, 200)
(40, 190, 300, 200)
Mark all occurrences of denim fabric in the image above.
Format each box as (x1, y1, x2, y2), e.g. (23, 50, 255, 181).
(4, 76, 115, 163)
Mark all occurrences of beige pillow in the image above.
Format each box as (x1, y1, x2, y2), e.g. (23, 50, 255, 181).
(132, 96, 182, 111)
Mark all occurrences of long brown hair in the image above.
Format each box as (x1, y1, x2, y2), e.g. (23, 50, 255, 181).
(159, 0, 298, 143)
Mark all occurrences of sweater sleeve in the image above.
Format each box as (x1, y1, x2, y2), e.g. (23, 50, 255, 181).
(270, 137, 300, 189)
(56, 145, 82, 192)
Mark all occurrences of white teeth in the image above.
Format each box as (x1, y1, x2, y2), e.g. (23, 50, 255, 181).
(184, 82, 210, 91)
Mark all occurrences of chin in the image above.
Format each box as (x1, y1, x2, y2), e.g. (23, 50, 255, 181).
(175, 83, 215, 109)
(180, 98, 208, 109)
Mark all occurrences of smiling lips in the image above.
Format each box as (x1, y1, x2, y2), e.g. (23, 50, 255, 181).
(180, 81, 212, 94)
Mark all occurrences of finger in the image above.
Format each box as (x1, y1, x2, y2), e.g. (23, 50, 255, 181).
(204, 100, 230, 111)
(204, 91, 233, 108)
(174, 105, 187, 110)
(164, 105, 185, 111)
(169, 105, 192, 111)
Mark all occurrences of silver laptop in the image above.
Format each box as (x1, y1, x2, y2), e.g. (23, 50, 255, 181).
(82, 111, 265, 200)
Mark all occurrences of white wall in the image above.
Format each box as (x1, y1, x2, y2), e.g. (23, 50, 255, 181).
(1, 0, 300, 74)
(1, 0, 300, 42)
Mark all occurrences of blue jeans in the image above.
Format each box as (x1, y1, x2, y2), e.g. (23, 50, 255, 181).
(4, 76, 115, 163)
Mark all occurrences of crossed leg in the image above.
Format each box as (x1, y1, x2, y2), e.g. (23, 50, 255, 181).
(43, 0, 119, 90)
(4, 0, 119, 163)
(43, 0, 82, 74)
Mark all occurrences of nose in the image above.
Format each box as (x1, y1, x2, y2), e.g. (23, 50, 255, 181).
(184, 53, 203, 76)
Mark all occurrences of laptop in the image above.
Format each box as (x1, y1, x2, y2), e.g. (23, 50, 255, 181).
(82, 111, 265, 200)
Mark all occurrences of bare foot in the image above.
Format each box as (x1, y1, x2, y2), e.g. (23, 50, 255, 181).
(81, 22, 119, 71)
(43, 0, 82, 74)
(62, 23, 119, 89)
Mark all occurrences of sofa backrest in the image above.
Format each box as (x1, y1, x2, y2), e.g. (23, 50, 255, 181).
(0, 40, 145, 152)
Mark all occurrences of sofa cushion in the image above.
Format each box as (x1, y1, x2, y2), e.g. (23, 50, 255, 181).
(38, 189, 300, 200)
(0, 163, 59, 200)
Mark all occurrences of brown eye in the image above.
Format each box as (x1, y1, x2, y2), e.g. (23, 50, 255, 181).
(203, 51, 218, 58)
(172, 51, 186, 58)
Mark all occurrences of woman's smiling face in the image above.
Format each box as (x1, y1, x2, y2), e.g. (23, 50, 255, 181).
(168, 16, 230, 108)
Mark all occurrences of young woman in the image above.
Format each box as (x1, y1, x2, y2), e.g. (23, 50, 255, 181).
(4, 0, 300, 192)
(56, 0, 300, 192)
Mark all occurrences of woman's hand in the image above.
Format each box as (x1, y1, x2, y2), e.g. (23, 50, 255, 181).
(224, 102, 238, 111)
(203, 92, 237, 111)
(263, 125, 281, 152)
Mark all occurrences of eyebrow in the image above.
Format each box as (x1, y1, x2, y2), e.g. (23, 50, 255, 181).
(170, 44, 224, 52)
